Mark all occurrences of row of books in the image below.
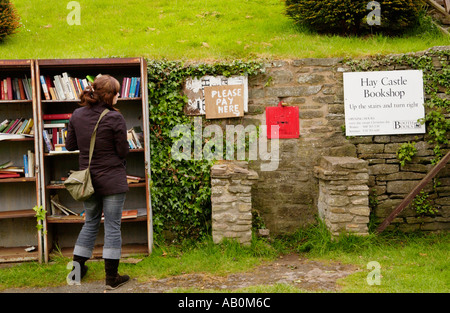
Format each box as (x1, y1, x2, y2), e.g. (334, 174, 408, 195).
(39, 73, 141, 101)
(0, 118, 34, 136)
(0, 151, 35, 178)
(127, 126, 144, 149)
(121, 77, 141, 98)
(42, 113, 72, 152)
(40, 73, 94, 101)
(1, 76, 33, 101)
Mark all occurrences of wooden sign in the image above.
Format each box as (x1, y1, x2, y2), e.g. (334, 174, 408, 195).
(204, 84, 244, 119)
(183, 75, 248, 115)
(265, 101, 299, 139)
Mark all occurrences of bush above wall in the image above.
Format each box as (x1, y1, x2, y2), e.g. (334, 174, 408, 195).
(0, 0, 21, 41)
(285, 0, 425, 36)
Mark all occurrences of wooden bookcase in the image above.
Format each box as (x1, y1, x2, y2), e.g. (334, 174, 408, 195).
(0, 60, 42, 263)
(35, 58, 152, 263)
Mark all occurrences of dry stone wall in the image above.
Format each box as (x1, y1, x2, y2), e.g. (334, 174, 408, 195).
(210, 161, 259, 245)
(210, 46, 449, 235)
(314, 156, 370, 236)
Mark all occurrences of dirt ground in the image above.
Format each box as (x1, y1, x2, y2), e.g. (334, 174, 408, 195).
(1, 254, 360, 293)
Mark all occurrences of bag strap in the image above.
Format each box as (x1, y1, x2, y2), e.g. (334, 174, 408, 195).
(87, 108, 110, 167)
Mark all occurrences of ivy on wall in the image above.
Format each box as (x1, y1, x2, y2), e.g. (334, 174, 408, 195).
(346, 49, 450, 164)
(147, 60, 263, 241)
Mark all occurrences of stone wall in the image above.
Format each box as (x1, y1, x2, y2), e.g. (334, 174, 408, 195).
(211, 46, 449, 235)
(314, 156, 370, 236)
(210, 161, 259, 245)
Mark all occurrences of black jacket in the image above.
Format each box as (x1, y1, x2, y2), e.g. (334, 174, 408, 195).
(66, 103, 129, 196)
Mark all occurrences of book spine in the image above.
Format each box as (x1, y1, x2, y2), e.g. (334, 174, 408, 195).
(121, 77, 126, 98)
(69, 77, 78, 99)
(6, 77, 13, 100)
(42, 113, 72, 120)
(16, 119, 28, 134)
(135, 78, 140, 97)
(0, 119, 10, 132)
(42, 129, 54, 151)
(28, 150, 34, 177)
(22, 78, 30, 100)
(23, 154, 28, 177)
(40, 75, 50, 100)
(62, 72, 74, 100)
(130, 77, 136, 98)
(5, 118, 19, 133)
(17, 78, 25, 100)
(22, 118, 33, 135)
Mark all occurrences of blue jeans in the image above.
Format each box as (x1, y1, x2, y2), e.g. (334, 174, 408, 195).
(73, 193, 126, 260)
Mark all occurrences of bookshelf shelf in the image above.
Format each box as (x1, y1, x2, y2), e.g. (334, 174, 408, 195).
(46, 182, 146, 189)
(0, 177, 36, 183)
(36, 57, 152, 263)
(41, 97, 142, 103)
(0, 100, 33, 104)
(47, 215, 147, 224)
(0, 59, 42, 263)
(0, 209, 36, 219)
(0, 246, 40, 263)
(0, 136, 34, 142)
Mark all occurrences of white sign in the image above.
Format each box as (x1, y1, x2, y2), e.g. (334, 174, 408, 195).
(183, 76, 248, 115)
(344, 70, 426, 136)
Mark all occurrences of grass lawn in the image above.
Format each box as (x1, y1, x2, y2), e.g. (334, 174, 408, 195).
(1, 0, 449, 60)
(0, 227, 448, 293)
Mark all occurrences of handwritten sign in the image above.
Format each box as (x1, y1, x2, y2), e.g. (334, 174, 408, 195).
(183, 76, 248, 115)
(204, 85, 244, 119)
(344, 70, 426, 136)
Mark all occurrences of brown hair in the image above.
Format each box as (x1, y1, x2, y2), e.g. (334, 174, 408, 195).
(80, 75, 120, 110)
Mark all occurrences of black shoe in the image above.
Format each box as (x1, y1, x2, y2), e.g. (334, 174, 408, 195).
(104, 258, 130, 290)
(105, 273, 131, 290)
(69, 255, 89, 282)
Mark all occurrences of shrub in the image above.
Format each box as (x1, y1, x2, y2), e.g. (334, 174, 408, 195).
(0, 0, 21, 41)
(285, 0, 425, 36)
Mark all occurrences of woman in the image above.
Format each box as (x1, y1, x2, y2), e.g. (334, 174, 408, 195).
(66, 74, 130, 290)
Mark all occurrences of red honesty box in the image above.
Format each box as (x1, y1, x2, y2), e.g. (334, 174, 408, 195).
(265, 101, 299, 139)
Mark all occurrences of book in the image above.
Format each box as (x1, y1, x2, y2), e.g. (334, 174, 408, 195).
(40, 75, 50, 100)
(0, 166, 24, 173)
(6, 77, 12, 100)
(21, 118, 34, 135)
(53, 75, 66, 100)
(0, 173, 20, 179)
(27, 150, 34, 177)
(0, 119, 10, 132)
(42, 113, 72, 120)
(3, 119, 19, 133)
(0, 160, 13, 169)
(86, 75, 96, 83)
(126, 175, 144, 183)
(42, 129, 54, 152)
(50, 194, 77, 216)
(23, 154, 28, 177)
(135, 78, 140, 97)
(16, 119, 29, 134)
(9, 118, 24, 134)
(43, 122, 67, 128)
(121, 210, 138, 219)
(130, 128, 143, 149)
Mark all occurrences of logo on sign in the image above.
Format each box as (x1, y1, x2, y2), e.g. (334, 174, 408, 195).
(393, 120, 422, 130)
